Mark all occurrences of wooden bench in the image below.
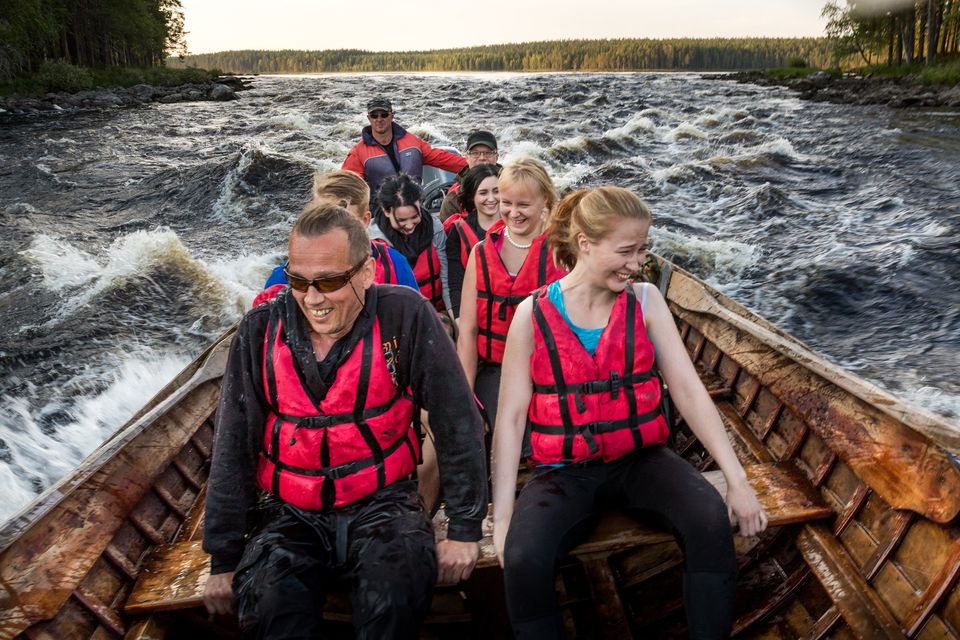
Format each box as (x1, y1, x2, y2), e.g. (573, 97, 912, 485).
(124, 461, 831, 621)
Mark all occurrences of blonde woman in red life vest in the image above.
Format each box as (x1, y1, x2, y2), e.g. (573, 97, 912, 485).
(456, 157, 566, 434)
(491, 187, 768, 639)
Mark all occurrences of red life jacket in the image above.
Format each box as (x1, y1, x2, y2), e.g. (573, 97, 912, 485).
(527, 285, 668, 466)
(255, 315, 419, 510)
(413, 241, 444, 312)
(371, 239, 397, 285)
(475, 224, 565, 364)
(445, 214, 482, 270)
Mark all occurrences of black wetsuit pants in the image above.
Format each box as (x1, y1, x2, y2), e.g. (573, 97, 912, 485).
(232, 480, 436, 640)
(503, 446, 738, 639)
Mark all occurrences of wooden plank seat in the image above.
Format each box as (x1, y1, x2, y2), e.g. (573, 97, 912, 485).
(124, 462, 831, 620)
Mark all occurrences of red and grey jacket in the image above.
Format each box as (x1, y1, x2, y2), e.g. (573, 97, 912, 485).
(475, 223, 565, 364)
(444, 213, 482, 270)
(527, 285, 669, 466)
(342, 123, 466, 198)
(255, 314, 420, 510)
(413, 242, 444, 311)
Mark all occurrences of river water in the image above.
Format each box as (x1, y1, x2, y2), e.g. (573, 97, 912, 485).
(1, 72, 958, 524)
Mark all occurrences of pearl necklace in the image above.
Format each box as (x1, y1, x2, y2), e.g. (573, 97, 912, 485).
(504, 227, 533, 250)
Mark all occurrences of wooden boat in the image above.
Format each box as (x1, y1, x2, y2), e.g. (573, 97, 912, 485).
(2, 256, 959, 639)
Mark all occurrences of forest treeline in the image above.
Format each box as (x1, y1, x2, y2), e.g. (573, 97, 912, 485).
(823, 0, 960, 66)
(0, 0, 186, 81)
(172, 38, 834, 74)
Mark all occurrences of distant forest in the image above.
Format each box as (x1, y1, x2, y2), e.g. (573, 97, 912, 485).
(1, 0, 186, 80)
(172, 38, 834, 74)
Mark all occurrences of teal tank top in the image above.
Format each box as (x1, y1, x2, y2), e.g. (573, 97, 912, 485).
(546, 281, 650, 356)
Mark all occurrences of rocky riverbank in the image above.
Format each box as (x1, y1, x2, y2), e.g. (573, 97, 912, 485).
(717, 71, 960, 108)
(0, 75, 252, 116)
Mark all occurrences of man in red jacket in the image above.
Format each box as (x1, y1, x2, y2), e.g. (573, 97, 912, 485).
(342, 97, 466, 205)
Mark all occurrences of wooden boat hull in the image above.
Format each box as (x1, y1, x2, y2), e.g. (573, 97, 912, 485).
(2, 258, 959, 639)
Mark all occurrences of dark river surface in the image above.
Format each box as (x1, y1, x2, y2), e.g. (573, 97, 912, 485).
(1, 72, 958, 524)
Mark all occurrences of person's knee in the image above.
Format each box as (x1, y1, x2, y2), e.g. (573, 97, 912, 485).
(503, 537, 554, 582)
(674, 499, 736, 572)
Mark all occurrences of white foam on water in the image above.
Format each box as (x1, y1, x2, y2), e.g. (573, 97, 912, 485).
(409, 122, 455, 145)
(668, 123, 709, 141)
(603, 114, 656, 141)
(500, 139, 547, 163)
(0, 348, 191, 526)
(268, 113, 313, 131)
(654, 228, 761, 288)
(709, 136, 803, 166)
(22, 228, 230, 327)
(551, 135, 591, 153)
(203, 249, 287, 311)
(553, 163, 594, 191)
(212, 144, 261, 222)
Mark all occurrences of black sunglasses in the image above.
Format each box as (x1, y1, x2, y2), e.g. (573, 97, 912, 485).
(368, 111, 391, 119)
(284, 260, 366, 293)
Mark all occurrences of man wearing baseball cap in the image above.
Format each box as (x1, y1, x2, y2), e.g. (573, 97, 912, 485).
(343, 97, 467, 206)
(439, 130, 499, 222)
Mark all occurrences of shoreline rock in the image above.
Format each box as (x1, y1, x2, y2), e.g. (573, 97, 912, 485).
(0, 75, 254, 117)
(713, 71, 960, 109)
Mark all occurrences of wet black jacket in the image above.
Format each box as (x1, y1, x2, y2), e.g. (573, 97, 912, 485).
(203, 284, 487, 574)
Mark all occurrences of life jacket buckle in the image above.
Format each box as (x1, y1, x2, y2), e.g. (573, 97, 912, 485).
(498, 302, 508, 321)
(574, 391, 587, 414)
(609, 371, 622, 399)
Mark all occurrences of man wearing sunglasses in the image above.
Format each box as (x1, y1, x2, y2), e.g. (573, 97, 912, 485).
(342, 97, 467, 206)
(439, 130, 500, 222)
(203, 204, 487, 638)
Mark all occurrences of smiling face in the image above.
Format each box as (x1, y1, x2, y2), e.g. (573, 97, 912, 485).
(473, 175, 500, 220)
(577, 217, 650, 293)
(384, 203, 422, 235)
(287, 229, 374, 342)
(498, 180, 546, 240)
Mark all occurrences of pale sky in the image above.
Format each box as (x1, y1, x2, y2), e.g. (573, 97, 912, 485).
(179, 0, 829, 55)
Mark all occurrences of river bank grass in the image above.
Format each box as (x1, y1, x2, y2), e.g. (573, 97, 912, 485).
(0, 62, 222, 98)
(763, 59, 960, 86)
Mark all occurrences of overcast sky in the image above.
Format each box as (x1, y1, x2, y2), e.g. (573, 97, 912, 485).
(179, 0, 829, 54)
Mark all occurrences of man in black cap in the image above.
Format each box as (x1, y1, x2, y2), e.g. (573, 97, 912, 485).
(343, 97, 467, 203)
(438, 130, 499, 222)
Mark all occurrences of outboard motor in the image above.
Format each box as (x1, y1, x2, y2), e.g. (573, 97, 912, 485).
(420, 146, 461, 215)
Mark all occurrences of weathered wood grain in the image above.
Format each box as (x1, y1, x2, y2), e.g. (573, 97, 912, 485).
(798, 524, 906, 640)
(667, 268, 960, 523)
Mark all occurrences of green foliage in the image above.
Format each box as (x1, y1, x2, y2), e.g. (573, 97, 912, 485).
(787, 57, 810, 68)
(766, 66, 819, 78)
(822, 0, 960, 68)
(0, 0, 188, 83)
(172, 38, 835, 74)
(36, 59, 93, 92)
(917, 59, 960, 84)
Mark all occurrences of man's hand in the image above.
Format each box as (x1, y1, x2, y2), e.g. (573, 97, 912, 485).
(203, 571, 235, 615)
(436, 539, 479, 586)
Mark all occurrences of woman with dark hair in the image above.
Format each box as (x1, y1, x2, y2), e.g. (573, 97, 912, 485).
(444, 163, 501, 317)
(373, 173, 453, 314)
